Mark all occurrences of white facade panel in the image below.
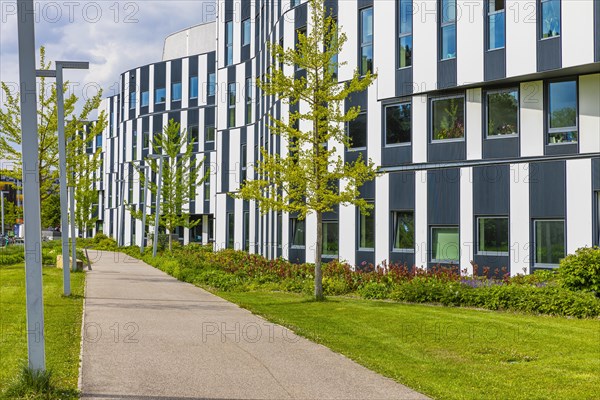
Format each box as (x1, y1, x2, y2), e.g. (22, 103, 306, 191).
(457, 1, 484, 85)
(505, 0, 537, 77)
(520, 80, 544, 157)
(413, 1, 438, 92)
(338, 200, 356, 266)
(510, 163, 531, 275)
(412, 94, 428, 163)
(562, 1, 595, 68)
(414, 170, 428, 269)
(337, 2, 358, 82)
(466, 88, 483, 160)
(579, 74, 600, 154)
(374, 0, 396, 100)
(566, 159, 593, 254)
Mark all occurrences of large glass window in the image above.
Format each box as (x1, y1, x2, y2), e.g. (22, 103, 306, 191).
(204, 166, 211, 201)
(440, 0, 457, 59)
(188, 125, 199, 144)
(242, 18, 251, 46)
(143, 130, 149, 149)
(328, 19, 338, 78)
(431, 226, 460, 262)
(206, 124, 215, 142)
(359, 203, 375, 250)
(227, 212, 235, 249)
(207, 73, 216, 97)
(95, 134, 102, 148)
(534, 220, 565, 266)
(488, 0, 505, 50)
(140, 91, 149, 108)
(296, 26, 307, 70)
(541, 0, 560, 39)
(241, 144, 247, 183)
(323, 221, 339, 257)
(393, 211, 414, 251)
(431, 96, 465, 141)
(225, 21, 233, 65)
(172, 82, 182, 101)
(486, 89, 519, 137)
(155, 87, 166, 104)
(348, 112, 367, 149)
(477, 217, 509, 255)
(244, 211, 250, 251)
(595, 192, 600, 246)
(360, 7, 373, 75)
(548, 80, 578, 144)
(190, 77, 198, 99)
(385, 103, 411, 145)
(398, 0, 413, 68)
(291, 218, 305, 248)
(228, 82, 236, 127)
(245, 77, 252, 124)
(129, 92, 136, 109)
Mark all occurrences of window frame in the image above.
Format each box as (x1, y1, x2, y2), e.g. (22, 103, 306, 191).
(245, 77, 253, 124)
(358, 201, 375, 251)
(155, 87, 166, 104)
(533, 219, 566, 268)
(204, 166, 211, 201)
(359, 6, 373, 76)
(485, 87, 520, 139)
(347, 111, 368, 151)
(439, 0, 457, 60)
(392, 210, 415, 253)
(171, 82, 182, 102)
(322, 220, 339, 259)
(242, 18, 251, 47)
(290, 217, 306, 249)
(384, 101, 412, 147)
(189, 76, 198, 99)
(226, 212, 235, 249)
(129, 91, 136, 110)
(476, 216, 509, 256)
(397, 0, 413, 69)
(430, 94, 466, 143)
(539, 0, 561, 40)
(207, 73, 216, 97)
(243, 211, 250, 252)
(240, 143, 247, 183)
(188, 125, 199, 145)
(430, 225, 460, 263)
(486, 0, 506, 51)
(141, 91, 149, 107)
(205, 124, 215, 143)
(228, 82, 236, 128)
(546, 78, 579, 145)
(225, 20, 234, 66)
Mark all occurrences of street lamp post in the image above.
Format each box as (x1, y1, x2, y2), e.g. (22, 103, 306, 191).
(36, 60, 89, 291)
(148, 154, 166, 257)
(0, 190, 8, 238)
(17, 0, 46, 372)
(116, 166, 126, 247)
(131, 161, 149, 255)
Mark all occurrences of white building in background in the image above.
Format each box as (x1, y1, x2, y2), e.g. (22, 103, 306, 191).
(94, 0, 600, 276)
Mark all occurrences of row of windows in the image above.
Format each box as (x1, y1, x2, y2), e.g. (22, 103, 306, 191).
(129, 73, 217, 110)
(347, 79, 579, 148)
(289, 212, 568, 267)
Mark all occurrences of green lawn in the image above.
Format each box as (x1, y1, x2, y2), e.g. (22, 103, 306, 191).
(218, 291, 600, 400)
(0, 264, 85, 397)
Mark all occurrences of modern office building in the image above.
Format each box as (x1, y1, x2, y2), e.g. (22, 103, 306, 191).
(96, 0, 600, 275)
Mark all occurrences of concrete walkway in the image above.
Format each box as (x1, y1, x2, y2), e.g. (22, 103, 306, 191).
(80, 251, 428, 400)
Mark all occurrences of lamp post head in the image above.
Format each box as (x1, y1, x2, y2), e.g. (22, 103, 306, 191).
(56, 61, 89, 70)
(35, 70, 56, 78)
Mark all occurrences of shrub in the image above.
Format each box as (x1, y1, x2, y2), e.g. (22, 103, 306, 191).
(359, 282, 391, 300)
(558, 247, 600, 295)
(322, 277, 350, 296)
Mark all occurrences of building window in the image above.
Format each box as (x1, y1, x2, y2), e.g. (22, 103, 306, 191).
(296, 26, 307, 70)
(95, 134, 102, 148)
(172, 82, 182, 101)
(486, 89, 519, 137)
(359, 203, 375, 250)
(227, 212, 235, 249)
(440, 0, 457, 60)
(359, 7, 373, 75)
(348, 112, 367, 149)
(595, 192, 600, 246)
(228, 82, 236, 128)
(322, 221, 339, 258)
(132, 129, 138, 158)
(385, 102, 411, 145)
(548, 80, 578, 144)
(241, 144, 247, 183)
(477, 217, 509, 255)
(540, 0, 560, 39)
(244, 211, 250, 251)
(431, 226, 460, 263)
(206, 124, 215, 142)
(534, 220, 565, 266)
(190, 76, 198, 99)
(431, 95, 465, 141)
(141, 91, 149, 107)
(245, 77, 252, 124)
(487, 0, 505, 50)
(204, 166, 211, 201)
(242, 18, 251, 46)
(225, 21, 233, 65)
(129, 92, 136, 109)
(398, 0, 413, 68)
(291, 0, 300, 8)
(327, 18, 338, 79)
(143, 130, 149, 149)
(291, 217, 305, 248)
(155, 87, 166, 104)
(392, 211, 414, 251)
(208, 73, 216, 97)
(188, 125, 199, 144)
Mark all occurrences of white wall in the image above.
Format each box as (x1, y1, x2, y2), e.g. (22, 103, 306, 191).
(506, 0, 537, 77)
(375, 174, 390, 266)
(374, 0, 396, 100)
(412, 0, 438, 92)
(457, 0, 484, 85)
(579, 74, 600, 154)
(510, 163, 531, 275)
(412, 94, 428, 163)
(414, 170, 428, 269)
(520, 81, 544, 157)
(562, 1, 595, 68)
(566, 159, 593, 254)
(460, 167, 474, 275)
(466, 88, 483, 160)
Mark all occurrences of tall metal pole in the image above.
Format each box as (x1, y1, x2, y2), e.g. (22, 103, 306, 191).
(153, 156, 164, 257)
(141, 164, 149, 255)
(55, 64, 71, 293)
(17, 0, 46, 371)
(68, 134, 77, 271)
(1, 191, 5, 237)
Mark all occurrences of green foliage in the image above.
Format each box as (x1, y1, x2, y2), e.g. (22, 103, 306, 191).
(234, 0, 378, 299)
(358, 282, 391, 300)
(41, 193, 61, 229)
(558, 246, 600, 294)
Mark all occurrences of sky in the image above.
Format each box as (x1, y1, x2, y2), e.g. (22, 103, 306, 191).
(0, 0, 216, 114)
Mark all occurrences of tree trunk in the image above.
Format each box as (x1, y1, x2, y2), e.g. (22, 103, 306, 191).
(168, 227, 173, 252)
(314, 211, 324, 300)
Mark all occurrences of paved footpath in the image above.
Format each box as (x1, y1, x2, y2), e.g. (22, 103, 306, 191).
(80, 251, 428, 400)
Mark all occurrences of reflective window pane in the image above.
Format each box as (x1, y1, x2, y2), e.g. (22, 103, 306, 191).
(399, 35, 412, 68)
(393, 211, 414, 250)
(359, 207, 375, 249)
(477, 217, 509, 254)
(386, 103, 412, 145)
(535, 220, 565, 265)
(205, 125, 215, 142)
(399, 0, 413, 34)
(360, 44, 373, 75)
(155, 88, 166, 104)
(441, 24, 456, 59)
(208, 73, 216, 97)
(172, 82, 182, 101)
(361, 8, 373, 44)
(541, 0, 561, 38)
(242, 18, 251, 46)
(190, 77, 198, 99)
(322, 222, 339, 256)
(141, 91, 149, 107)
(487, 89, 518, 136)
(549, 81, 577, 129)
(432, 97, 465, 140)
(488, 11, 505, 49)
(441, 0, 456, 23)
(292, 218, 305, 247)
(348, 112, 367, 148)
(488, 0, 505, 13)
(431, 227, 460, 262)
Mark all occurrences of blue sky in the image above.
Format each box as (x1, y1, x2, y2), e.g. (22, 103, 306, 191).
(1, 1, 216, 113)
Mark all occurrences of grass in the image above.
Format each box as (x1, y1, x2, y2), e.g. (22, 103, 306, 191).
(218, 291, 600, 400)
(0, 264, 85, 399)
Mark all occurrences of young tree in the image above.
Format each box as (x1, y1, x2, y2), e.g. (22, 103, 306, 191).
(0, 47, 106, 217)
(235, 0, 378, 300)
(130, 119, 208, 251)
